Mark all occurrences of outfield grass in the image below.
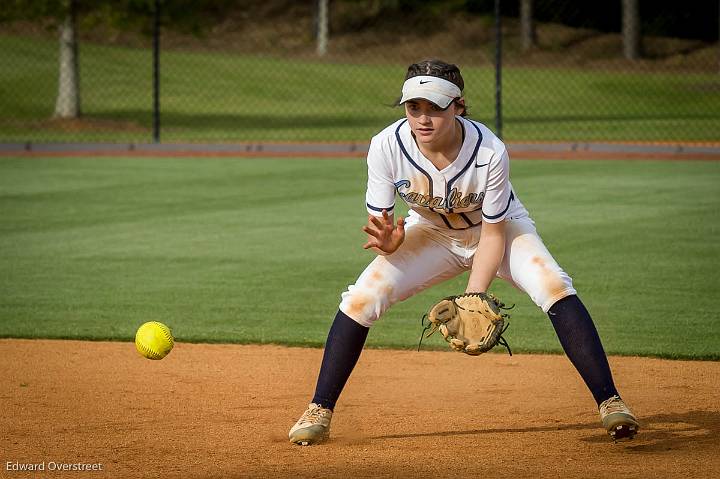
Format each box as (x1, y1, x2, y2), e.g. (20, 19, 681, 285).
(0, 156, 718, 359)
(1, 33, 718, 142)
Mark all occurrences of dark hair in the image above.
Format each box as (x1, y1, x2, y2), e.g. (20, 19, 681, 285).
(405, 59, 464, 91)
(395, 59, 468, 116)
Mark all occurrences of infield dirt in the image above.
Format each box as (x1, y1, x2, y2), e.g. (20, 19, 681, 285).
(1, 339, 719, 478)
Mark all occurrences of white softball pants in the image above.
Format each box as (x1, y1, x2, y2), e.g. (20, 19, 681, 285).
(339, 217, 577, 327)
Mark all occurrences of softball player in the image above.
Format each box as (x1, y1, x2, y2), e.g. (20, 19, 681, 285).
(289, 59, 639, 446)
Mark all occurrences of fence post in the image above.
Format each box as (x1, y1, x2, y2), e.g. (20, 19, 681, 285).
(54, 0, 81, 119)
(317, 0, 328, 57)
(520, 0, 536, 51)
(153, 0, 161, 143)
(494, 0, 503, 139)
(622, 0, 641, 60)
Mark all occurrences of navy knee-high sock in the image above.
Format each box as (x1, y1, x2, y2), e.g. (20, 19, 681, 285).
(548, 295, 619, 405)
(311, 310, 369, 410)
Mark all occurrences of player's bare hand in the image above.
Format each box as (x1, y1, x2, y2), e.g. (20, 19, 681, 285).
(362, 210, 405, 255)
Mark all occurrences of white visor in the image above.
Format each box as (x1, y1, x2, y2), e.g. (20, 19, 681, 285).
(399, 76, 462, 109)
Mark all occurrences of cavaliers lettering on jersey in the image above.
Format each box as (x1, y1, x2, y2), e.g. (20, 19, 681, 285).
(365, 116, 528, 230)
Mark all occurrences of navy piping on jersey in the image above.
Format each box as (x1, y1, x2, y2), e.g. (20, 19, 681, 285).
(445, 120, 483, 213)
(394, 116, 506, 230)
(482, 191, 515, 220)
(436, 212, 478, 230)
(366, 202, 394, 213)
(437, 214, 453, 229)
(395, 120, 434, 200)
(459, 212, 480, 228)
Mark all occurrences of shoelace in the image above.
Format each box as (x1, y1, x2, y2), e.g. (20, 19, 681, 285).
(600, 396, 627, 415)
(301, 406, 330, 424)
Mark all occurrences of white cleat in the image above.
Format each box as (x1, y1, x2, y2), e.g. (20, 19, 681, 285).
(289, 403, 333, 446)
(599, 395, 640, 441)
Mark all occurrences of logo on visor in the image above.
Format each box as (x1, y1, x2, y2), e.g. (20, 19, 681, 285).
(419, 80, 432, 84)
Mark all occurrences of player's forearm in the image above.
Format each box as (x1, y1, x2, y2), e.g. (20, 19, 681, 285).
(466, 223, 506, 293)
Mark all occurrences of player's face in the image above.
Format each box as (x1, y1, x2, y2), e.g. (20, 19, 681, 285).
(404, 99, 463, 146)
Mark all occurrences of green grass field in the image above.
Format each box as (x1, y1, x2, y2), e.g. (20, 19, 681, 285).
(1, 33, 718, 142)
(1, 156, 718, 359)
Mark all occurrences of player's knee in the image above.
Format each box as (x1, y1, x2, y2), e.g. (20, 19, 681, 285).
(542, 288, 577, 313)
(521, 261, 576, 313)
(536, 273, 576, 313)
(339, 288, 391, 327)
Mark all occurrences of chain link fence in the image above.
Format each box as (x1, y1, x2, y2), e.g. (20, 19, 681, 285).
(1, 0, 718, 144)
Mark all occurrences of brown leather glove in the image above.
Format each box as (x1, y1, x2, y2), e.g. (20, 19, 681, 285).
(420, 292, 512, 356)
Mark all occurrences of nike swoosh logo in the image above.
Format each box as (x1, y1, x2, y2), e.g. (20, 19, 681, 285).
(475, 162, 489, 168)
(419, 80, 431, 84)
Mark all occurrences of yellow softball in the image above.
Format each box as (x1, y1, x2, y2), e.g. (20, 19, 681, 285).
(135, 321, 174, 360)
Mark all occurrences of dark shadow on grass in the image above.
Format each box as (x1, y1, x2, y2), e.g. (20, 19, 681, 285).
(25, 109, 715, 142)
(505, 112, 720, 124)
(372, 410, 720, 452)
(90, 110, 387, 131)
(85, 109, 719, 131)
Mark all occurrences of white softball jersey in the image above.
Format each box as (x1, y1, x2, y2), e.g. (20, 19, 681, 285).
(339, 117, 576, 327)
(365, 116, 527, 228)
